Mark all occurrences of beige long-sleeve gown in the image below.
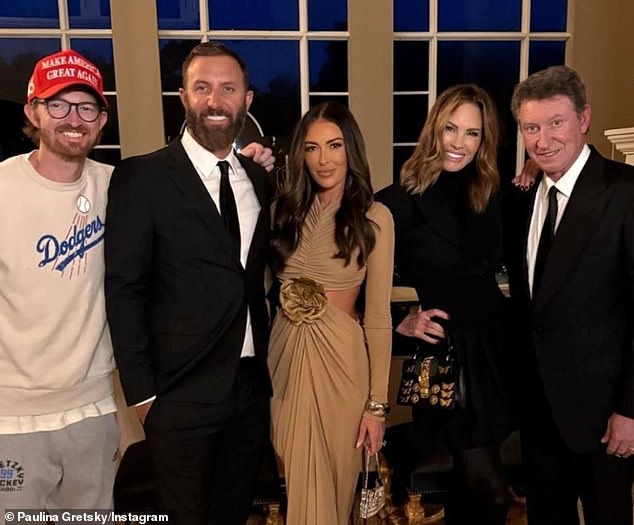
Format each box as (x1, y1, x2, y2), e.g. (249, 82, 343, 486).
(269, 198, 394, 525)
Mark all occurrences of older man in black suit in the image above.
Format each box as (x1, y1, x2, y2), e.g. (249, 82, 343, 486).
(504, 65, 634, 525)
(105, 42, 273, 525)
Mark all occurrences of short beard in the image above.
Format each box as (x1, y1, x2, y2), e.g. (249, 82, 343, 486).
(185, 105, 247, 154)
(39, 124, 102, 161)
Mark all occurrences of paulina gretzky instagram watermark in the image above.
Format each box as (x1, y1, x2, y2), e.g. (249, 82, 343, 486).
(4, 510, 169, 524)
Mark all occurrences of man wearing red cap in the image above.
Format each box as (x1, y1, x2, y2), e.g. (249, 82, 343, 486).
(0, 49, 117, 510)
(0, 48, 274, 512)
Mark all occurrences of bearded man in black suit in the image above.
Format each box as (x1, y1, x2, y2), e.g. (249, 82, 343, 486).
(105, 42, 273, 525)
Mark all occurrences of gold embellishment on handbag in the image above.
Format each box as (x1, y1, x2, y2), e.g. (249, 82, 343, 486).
(279, 277, 327, 325)
(396, 329, 464, 410)
(359, 451, 386, 519)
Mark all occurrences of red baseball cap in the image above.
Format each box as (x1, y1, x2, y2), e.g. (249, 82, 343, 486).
(26, 49, 108, 108)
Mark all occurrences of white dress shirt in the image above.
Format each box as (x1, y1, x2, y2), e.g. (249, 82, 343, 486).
(136, 131, 262, 406)
(527, 144, 591, 296)
(181, 128, 260, 358)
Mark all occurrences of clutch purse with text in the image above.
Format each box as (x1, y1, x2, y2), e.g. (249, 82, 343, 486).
(396, 330, 464, 410)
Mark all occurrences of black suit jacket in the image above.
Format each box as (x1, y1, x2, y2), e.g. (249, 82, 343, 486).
(105, 140, 273, 407)
(504, 147, 634, 452)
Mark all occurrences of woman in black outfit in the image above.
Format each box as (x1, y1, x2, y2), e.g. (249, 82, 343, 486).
(377, 84, 513, 524)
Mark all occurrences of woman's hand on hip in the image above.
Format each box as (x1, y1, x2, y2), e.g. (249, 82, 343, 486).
(396, 307, 450, 344)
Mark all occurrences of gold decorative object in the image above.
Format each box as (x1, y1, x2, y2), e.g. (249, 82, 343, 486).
(366, 400, 391, 417)
(279, 277, 327, 325)
(264, 503, 284, 525)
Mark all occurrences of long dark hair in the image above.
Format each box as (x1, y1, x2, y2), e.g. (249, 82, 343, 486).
(272, 102, 376, 272)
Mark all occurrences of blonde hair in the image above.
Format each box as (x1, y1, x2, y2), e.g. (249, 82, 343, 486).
(401, 84, 500, 213)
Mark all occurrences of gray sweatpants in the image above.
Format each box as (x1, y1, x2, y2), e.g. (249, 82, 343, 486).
(0, 414, 118, 511)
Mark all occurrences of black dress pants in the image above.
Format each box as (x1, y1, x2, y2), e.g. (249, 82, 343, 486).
(521, 394, 634, 525)
(144, 359, 271, 525)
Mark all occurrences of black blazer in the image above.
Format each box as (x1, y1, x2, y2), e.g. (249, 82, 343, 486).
(504, 147, 634, 452)
(105, 140, 273, 406)
(377, 179, 505, 325)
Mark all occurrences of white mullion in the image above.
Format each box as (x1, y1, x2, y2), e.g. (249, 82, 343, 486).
(302, 31, 349, 39)
(310, 91, 349, 96)
(158, 30, 208, 40)
(394, 32, 433, 39)
(396, 31, 569, 42)
(0, 29, 63, 36)
(394, 90, 430, 96)
(200, 0, 209, 40)
(528, 32, 571, 40)
(429, 0, 438, 108)
(520, 0, 532, 78)
(57, 0, 69, 49)
(299, 0, 309, 114)
(516, 0, 532, 175)
(435, 31, 527, 40)
(299, 36, 309, 113)
(157, 30, 343, 40)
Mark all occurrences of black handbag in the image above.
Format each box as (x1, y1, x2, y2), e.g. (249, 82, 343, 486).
(396, 330, 465, 410)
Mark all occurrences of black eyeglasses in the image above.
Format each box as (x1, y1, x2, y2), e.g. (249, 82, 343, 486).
(34, 98, 103, 123)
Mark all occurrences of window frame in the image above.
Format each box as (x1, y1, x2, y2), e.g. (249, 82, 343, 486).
(393, 1, 570, 175)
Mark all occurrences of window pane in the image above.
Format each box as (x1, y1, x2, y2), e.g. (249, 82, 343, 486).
(100, 95, 119, 146)
(308, 0, 346, 31)
(226, 40, 300, 142)
(0, 0, 58, 28)
(438, 40, 520, 181)
(0, 39, 61, 159)
(0, 97, 33, 160)
(309, 41, 347, 92)
(68, 0, 111, 29)
(394, 94, 427, 143)
(309, 95, 348, 108)
(209, 0, 297, 30)
(158, 0, 199, 30)
(88, 99, 120, 164)
(70, 39, 116, 91)
(529, 41, 566, 75)
(163, 95, 185, 143)
(393, 145, 415, 185)
(439, 0, 521, 31)
(0, 39, 61, 104)
(159, 39, 200, 92)
(394, 0, 428, 32)
(394, 41, 429, 92)
(531, 0, 568, 32)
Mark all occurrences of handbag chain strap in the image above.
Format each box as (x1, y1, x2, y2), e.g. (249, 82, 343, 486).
(363, 451, 380, 489)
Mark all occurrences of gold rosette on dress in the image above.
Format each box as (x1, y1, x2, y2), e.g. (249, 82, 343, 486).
(279, 277, 328, 325)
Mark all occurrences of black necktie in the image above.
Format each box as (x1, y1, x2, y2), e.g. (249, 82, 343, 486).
(218, 160, 241, 252)
(533, 186, 558, 295)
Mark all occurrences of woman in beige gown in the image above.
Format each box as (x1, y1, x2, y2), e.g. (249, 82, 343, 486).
(269, 102, 394, 525)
